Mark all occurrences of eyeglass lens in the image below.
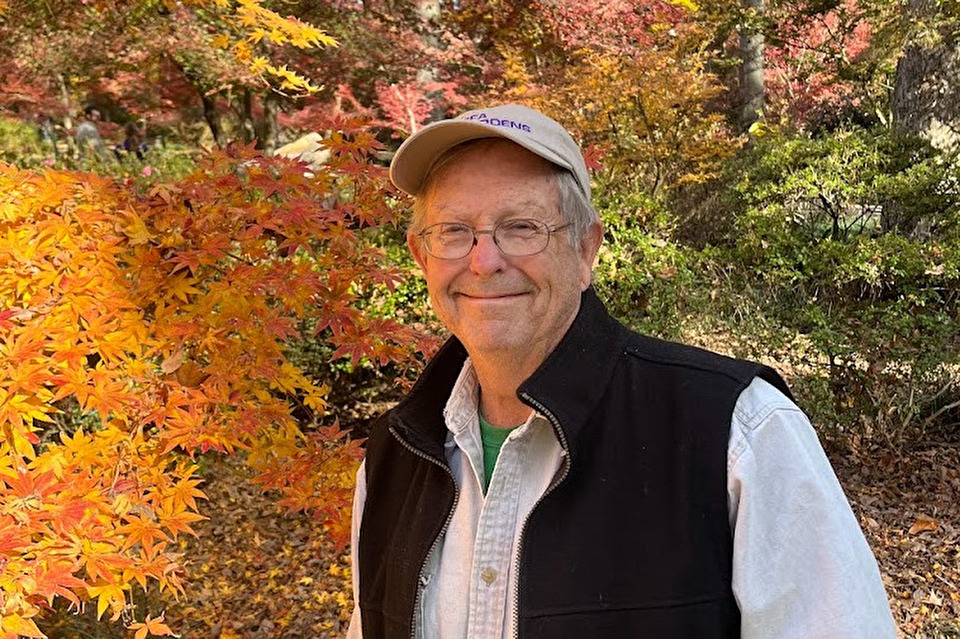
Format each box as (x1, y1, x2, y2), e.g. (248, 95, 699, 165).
(421, 219, 553, 259)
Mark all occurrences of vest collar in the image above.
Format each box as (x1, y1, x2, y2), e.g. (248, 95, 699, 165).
(517, 287, 627, 459)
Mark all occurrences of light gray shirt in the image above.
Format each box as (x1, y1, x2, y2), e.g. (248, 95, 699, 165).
(348, 361, 897, 639)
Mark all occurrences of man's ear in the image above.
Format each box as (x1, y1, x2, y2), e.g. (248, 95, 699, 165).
(408, 228, 428, 273)
(579, 221, 603, 291)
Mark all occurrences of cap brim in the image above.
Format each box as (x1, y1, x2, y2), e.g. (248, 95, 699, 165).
(389, 120, 574, 196)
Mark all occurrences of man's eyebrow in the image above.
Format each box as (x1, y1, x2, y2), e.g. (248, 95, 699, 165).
(430, 199, 554, 219)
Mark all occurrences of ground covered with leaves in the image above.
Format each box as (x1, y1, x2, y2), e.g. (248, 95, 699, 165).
(163, 455, 354, 638)
(833, 442, 960, 638)
(37, 436, 958, 638)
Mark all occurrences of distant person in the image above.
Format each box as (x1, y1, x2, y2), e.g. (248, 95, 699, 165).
(36, 113, 59, 162)
(115, 119, 149, 161)
(75, 106, 107, 158)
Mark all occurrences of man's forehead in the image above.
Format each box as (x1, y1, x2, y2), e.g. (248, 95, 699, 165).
(425, 139, 557, 186)
(427, 195, 555, 215)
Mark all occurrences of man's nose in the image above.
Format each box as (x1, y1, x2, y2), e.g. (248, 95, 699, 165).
(469, 231, 506, 276)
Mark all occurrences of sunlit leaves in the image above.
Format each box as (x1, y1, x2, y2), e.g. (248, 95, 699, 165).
(0, 123, 426, 633)
(129, 613, 174, 639)
(222, 0, 334, 95)
(484, 1, 737, 194)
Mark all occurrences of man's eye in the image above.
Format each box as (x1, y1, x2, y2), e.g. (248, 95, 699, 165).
(437, 225, 472, 242)
(500, 219, 543, 236)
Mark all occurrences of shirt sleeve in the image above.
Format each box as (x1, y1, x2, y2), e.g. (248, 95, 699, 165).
(345, 460, 367, 639)
(728, 377, 897, 639)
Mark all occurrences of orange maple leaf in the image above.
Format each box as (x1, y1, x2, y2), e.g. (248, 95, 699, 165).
(129, 613, 175, 639)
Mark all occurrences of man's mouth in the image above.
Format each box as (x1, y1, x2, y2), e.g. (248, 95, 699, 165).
(458, 291, 525, 300)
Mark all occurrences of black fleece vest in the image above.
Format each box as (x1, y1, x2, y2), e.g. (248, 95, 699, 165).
(358, 290, 790, 639)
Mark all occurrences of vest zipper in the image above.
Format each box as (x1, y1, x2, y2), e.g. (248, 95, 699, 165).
(388, 424, 459, 639)
(512, 392, 571, 639)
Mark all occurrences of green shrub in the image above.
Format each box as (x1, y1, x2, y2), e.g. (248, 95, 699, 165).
(592, 176, 704, 340)
(0, 115, 198, 182)
(721, 127, 960, 443)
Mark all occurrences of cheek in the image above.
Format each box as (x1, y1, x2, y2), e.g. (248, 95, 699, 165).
(422, 263, 456, 300)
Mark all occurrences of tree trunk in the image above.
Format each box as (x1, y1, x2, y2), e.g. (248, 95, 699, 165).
(417, 0, 446, 125)
(57, 73, 73, 130)
(738, 0, 765, 131)
(261, 91, 280, 155)
(416, 0, 440, 85)
(169, 55, 226, 147)
(241, 89, 257, 145)
(892, 0, 960, 153)
(201, 93, 226, 148)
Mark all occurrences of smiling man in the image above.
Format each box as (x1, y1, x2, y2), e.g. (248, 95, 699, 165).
(346, 104, 896, 639)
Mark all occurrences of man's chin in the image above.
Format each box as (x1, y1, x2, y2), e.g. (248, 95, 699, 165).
(457, 329, 524, 357)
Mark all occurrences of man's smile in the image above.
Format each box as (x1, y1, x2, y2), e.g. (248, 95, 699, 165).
(456, 291, 530, 302)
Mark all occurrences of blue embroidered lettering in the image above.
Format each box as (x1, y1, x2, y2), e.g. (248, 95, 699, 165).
(463, 112, 531, 133)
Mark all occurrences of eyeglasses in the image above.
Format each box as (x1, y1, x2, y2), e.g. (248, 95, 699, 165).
(417, 218, 571, 260)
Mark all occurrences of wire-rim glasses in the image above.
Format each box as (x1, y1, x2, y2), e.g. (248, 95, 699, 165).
(417, 218, 571, 260)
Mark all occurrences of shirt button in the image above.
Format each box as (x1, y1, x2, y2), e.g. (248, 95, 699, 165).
(480, 567, 498, 585)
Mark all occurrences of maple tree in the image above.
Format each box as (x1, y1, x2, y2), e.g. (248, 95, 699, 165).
(4, 3, 958, 638)
(0, 117, 427, 636)
(0, 0, 331, 150)
(762, 0, 885, 129)
(695, 0, 897, 132)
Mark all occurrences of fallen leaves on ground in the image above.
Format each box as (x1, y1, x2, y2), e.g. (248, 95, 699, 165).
(831, 442, 960, 638)
(163, 454, 353, 638)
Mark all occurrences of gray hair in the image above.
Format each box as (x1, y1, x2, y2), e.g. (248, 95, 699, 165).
(409, 139, 599, 250)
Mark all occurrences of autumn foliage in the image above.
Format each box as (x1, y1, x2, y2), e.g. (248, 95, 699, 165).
(763, 0, 879, 128)
(452, 0, 735, 193)
(0, 122, 423, 636)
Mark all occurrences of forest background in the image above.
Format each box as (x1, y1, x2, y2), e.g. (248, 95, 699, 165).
(1, 0, 959, 637)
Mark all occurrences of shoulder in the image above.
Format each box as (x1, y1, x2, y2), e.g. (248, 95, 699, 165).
(620, 332, 789, 397)
(728, 376, 817, 473)
(733, 376, 802, 428)
(625, 333, 749, 373)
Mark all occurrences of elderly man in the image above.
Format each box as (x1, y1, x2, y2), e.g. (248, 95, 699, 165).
(347, 104, 895, 639)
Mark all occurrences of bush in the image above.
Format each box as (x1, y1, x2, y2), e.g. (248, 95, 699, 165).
(719, 127, 960, 443)
(592, 176, 704, 341)
(0, 115, 198, 182)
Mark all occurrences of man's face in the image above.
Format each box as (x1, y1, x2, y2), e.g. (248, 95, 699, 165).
(408, 140, 600, 367)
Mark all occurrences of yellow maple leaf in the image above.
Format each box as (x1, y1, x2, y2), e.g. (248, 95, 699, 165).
(121, 212, 154, 246)
(0, 614, 46, 638)
(87, 583, 127, 621)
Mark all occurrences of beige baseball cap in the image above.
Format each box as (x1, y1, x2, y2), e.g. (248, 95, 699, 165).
(389, 104, 591, 200)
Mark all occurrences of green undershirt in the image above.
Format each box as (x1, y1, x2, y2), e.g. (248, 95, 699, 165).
(478, 412, 520, 493)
